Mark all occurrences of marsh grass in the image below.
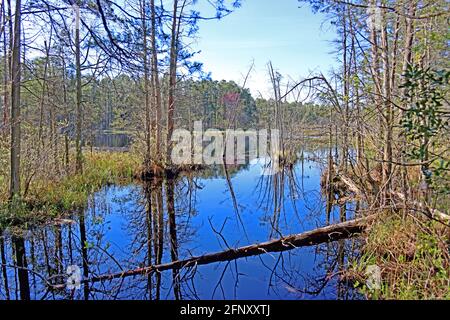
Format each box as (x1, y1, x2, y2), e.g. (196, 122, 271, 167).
(349, 213, 450, 300)
(0, 151, 140, 227)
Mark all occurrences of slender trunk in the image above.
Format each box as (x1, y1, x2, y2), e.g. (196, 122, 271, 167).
(1, 1, 9, 130)
(141, 0, 151, 160)
(166, 0, 179, 165)
(74, 5, 83, 174)
(401, 2, 416, 86)
(369, 0, 383, 190)
(342, 9, 349, 170)
(9, 0, 21, 199)
(37, 40, 51, 153)
(61, 52, 70, 172)
(381, 23, 393, 201)
(399, 2, 416, 200)
(2, 0, 13, 130)
(150, 0, 162, 160)
(350, 22, 363, 166)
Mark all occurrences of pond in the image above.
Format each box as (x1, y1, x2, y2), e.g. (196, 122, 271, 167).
(0, 149, 362, 300)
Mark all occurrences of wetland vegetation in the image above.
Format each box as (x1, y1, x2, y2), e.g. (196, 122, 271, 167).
(0, 0, 448, 301)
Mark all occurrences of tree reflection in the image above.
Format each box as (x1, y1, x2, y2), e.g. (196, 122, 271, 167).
(0, 151, 363, 300)
(12, 235, 30, 300)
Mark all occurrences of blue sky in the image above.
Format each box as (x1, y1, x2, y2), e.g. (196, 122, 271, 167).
(193, 0, 337, 97)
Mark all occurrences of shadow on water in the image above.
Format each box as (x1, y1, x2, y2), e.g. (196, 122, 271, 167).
(0, 149, 363, 300)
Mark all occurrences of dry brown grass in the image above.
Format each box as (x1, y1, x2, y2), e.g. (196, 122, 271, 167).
(349, 212, 450, 300)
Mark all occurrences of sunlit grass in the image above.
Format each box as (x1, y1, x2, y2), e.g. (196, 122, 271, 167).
(0, 151, 140, 224)
(349, 213, 450, 300)
(29, 151, 139, 210)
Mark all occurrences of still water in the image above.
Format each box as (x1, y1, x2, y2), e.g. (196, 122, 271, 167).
(0, 150, 361, 300)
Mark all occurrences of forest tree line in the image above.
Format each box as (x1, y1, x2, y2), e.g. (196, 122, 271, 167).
(0, 0, 448, 209)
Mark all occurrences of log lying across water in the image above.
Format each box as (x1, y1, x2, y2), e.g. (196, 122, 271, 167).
(54, 216, 373, 288)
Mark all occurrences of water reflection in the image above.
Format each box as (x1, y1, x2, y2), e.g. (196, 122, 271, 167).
(0, 150, 362, 300)
(93, 133, 131, 149)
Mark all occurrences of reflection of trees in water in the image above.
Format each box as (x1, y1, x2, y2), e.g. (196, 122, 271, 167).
(251, 239, 362, 300)
(0, 187, 137, 300)
(0, 235, 10, 299)
(13, 236, 30, 300)
(0, 154, 361, 300)
(110, 176, 201, 300)
(255, 152, 323, 238)
(245, 150, 361, 299)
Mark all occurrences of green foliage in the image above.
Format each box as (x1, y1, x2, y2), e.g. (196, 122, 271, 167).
(177, 79, 258, 129)
(256, 98, 329, 129)
(401, 65, 450, 193)
(401, 65, 449, 153)
(0, 195, 31, 229)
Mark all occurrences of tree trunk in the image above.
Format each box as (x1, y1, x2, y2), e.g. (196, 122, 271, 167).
(9, 0, 21, 199)
(342, 8, 350, 170)
(381, 19, 393, 203)
(150, 0, 162, 161)
(166, 0, 179, 165)
(37, 40, 50, 153)
(1, 0, 9, 131)
(141, 0, 151, 160)
(74, 4, 83, 174)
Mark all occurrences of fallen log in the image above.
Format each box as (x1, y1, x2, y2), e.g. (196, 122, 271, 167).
(338, 174, 363, 196)
(335, 172, 450, 224)
(392, 191, 450, 224)
(53, 216, 373, 289)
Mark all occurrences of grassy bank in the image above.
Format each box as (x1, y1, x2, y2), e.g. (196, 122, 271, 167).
(0, 151, 140, 226)
(349, 213, 449, 300)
